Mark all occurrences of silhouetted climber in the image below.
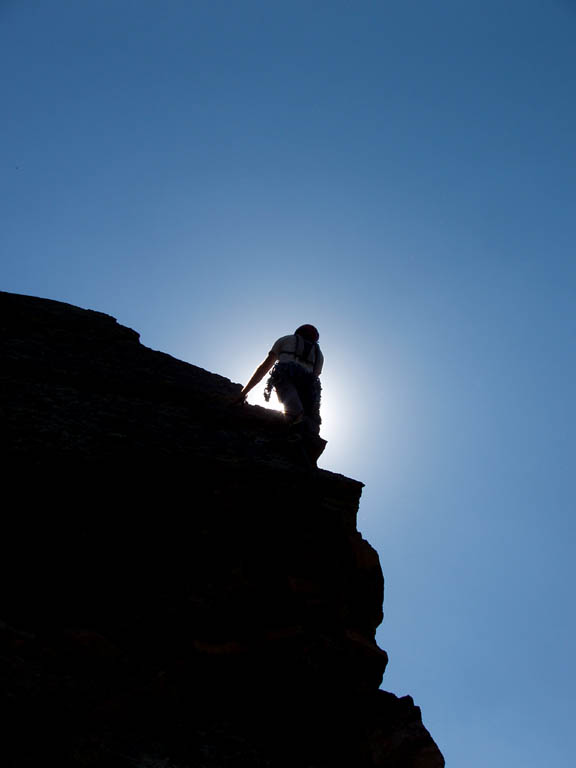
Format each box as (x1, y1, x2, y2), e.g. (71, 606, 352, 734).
(236, 325, 326, 463)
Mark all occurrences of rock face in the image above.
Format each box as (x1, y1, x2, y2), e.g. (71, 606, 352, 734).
(0, 291, 444, 767)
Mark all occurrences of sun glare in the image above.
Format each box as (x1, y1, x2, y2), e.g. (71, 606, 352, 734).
(250, 382, 284, 414)
(246, 378, 348, 448)
(230, 353, 356, 468)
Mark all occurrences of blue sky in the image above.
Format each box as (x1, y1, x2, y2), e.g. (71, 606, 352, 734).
(2, 1, 576, 764)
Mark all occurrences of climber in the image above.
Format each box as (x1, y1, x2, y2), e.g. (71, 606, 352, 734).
(235, 324, 324, 439)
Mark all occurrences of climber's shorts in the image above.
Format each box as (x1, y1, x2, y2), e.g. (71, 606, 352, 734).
(264, 362, 321, 434)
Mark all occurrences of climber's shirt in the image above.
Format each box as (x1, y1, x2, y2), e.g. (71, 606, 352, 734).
(269, 335, 324, 376)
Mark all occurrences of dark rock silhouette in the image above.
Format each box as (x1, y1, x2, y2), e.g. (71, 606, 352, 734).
(0, 291, 444, 767)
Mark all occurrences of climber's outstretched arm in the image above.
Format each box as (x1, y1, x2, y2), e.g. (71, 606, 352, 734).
(236, 352, 277, 402)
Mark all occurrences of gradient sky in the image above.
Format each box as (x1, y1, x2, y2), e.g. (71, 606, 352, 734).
(2, 1, 576, 764)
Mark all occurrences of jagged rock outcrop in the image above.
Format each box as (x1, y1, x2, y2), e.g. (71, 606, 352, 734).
(0, 291, 444, 767)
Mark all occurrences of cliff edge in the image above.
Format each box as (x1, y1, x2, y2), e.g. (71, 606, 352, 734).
(0, 291, 444, 767)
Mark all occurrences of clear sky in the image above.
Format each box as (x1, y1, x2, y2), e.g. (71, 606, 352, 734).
(2, 1, 576, 764)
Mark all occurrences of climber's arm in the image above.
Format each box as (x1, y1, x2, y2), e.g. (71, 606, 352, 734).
(235, 351, 277, 402)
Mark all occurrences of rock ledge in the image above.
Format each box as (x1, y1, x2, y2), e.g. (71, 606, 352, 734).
(1, 291, 444, 767)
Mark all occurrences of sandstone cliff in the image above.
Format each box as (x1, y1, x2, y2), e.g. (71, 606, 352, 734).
(0, 291, 444, 768)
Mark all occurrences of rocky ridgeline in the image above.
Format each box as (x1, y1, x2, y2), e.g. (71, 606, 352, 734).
(0, 291, 444, 768)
